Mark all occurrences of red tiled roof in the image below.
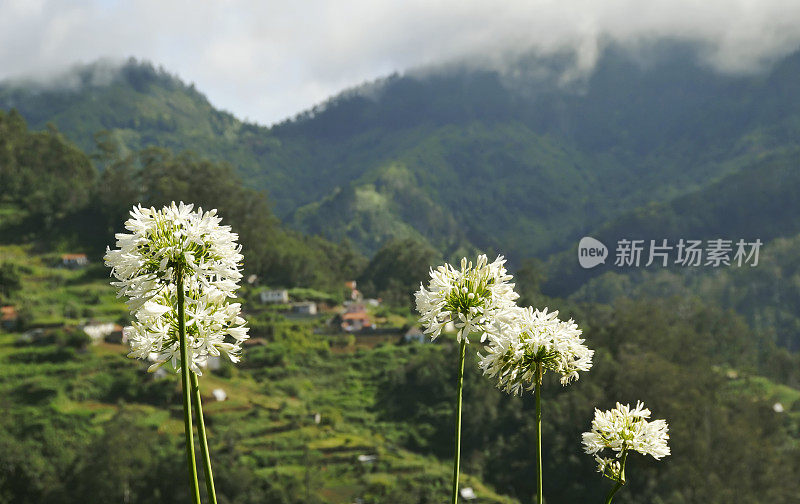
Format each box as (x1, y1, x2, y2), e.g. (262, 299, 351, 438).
(1, 306, 18, 321)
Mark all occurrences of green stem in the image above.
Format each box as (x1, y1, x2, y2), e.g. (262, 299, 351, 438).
(451, 337, 467, 504)
(534, 362, 543, 504)
(603, 450, 628, 504)
(191, 371, 217, 504)
(177, 270, 201, 504)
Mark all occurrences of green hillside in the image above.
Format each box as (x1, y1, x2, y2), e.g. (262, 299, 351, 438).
(543, 147, 800, 295)
(4, 43, 800, 260)
(0, 109, 364, 292)
(3, 242, 800, 503)
(3, 53, 800, 502)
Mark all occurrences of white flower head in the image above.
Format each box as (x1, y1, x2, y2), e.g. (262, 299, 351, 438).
(105, 202, 249, 374)
(582, 401, 671, 472)
(414, 254, 519, 343)
(478, 306, 593, 394)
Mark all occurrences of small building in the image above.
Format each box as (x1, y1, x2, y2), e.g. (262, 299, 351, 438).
(357, 454, 377, 464)
(460, 487, 477, 501)
(339, 304, 372, 332)
(293, 302, 317, 315)
(82, 322, 119, 343)
(341, 312, 372, 332)
(103, 324, 125, 344)
(61, 254, 88, 268)
(404, 326, 427, 344)
(1, 305, 19, 331)
(260, 289, 289, 304)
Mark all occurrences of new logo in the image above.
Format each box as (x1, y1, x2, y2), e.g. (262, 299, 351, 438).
(578, 237, 608, 269)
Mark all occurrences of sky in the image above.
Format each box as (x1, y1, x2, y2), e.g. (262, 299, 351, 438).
(1, 0, 800, 126)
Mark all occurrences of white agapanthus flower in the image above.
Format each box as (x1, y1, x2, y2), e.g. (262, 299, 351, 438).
(582, 401, 670, 477)
(414, 254, 519, 343)
(105, 202, 249, 374)
(478, 306, 593, 394)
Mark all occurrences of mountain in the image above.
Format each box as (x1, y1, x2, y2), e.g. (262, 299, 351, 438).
(3, 42, 800, 259)
(4, 45, 800, 504)
(542, 146, 800, 296)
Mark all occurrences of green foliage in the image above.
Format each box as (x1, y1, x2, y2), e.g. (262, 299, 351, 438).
(546, 148, 800, 297)
(0, 110, 96, 229)
(92, 145, 366, 292)
(287, 287, 341, 304)
(8, 46, 800, 261)
(377, 298, 800, 503)
(0, 262, 22, 301)
(2, 44, 800, 504)
(0, 109, 364, 294)
(64, 409, 189, 504)
(358, 236, 438, 306)
(568, 231, 800, 369)
(513, 257, 548, 307)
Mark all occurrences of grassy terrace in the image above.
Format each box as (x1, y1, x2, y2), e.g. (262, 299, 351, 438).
(0, 245, 518, 503)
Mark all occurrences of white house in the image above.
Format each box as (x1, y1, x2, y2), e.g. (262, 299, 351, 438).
(260, 289, 289, 304)
(82, 322, 120, 343)
(61, 254, 88, 268)
(293, 302, 317, 315)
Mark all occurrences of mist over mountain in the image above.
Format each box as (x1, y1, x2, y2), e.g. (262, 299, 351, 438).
(2, 41, 799, 260)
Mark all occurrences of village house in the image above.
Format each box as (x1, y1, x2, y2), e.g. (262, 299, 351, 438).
(61, 254, 88, 268)
(340, 304, 372, 332)
(293, 301, 317, 315)
(81, 322, 123, 344)
(103, 324, 125, 344)
(259, 289, 289, 304)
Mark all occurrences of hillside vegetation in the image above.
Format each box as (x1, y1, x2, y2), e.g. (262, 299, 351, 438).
(2, 41, 800, 503)
(4, 43, 800, 259)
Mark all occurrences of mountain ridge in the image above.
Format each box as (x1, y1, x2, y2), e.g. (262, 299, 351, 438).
(2, 42, 800, 261)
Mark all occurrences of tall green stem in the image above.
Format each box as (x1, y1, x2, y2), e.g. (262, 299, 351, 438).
(177, 270, 201, 504)
(534, 362, 543, 504)
(451, 337, 467, 504)
(603, 450, 628, 504)
(191, 371, 217, 504)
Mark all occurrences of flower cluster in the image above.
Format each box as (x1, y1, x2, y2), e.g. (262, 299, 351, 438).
(593, 456, 624, 481)
(105, 202, 248, 374)
(414, 254, 519, 343)
(478, 306, 594, 393)
(582, 401, 670, 477)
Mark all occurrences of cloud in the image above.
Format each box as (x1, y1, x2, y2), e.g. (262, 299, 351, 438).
(1, 0, 800, 125)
